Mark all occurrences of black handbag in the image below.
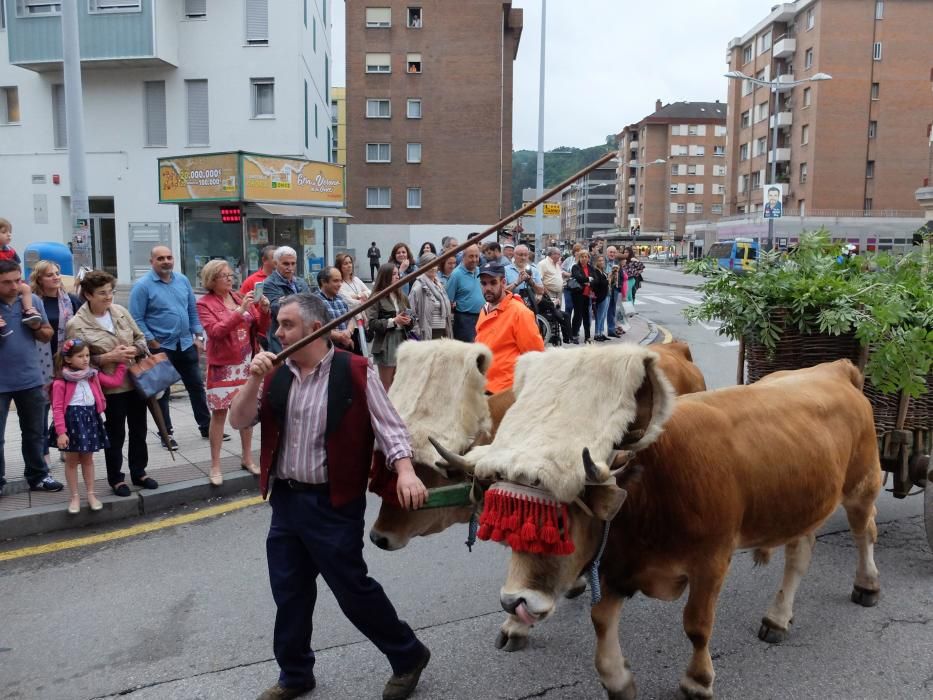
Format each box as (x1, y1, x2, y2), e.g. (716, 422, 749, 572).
(128, 352, 182, 399)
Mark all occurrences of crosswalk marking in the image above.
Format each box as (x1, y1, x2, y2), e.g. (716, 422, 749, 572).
(639, 295, 678, 305)
(672, 295, 701, 304)
(717, 339, 741, 347)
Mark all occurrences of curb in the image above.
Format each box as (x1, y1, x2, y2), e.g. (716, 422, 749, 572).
(639, 319, 672, 346)
(644, 280, 701, 290)
(0, 472, 259, 540)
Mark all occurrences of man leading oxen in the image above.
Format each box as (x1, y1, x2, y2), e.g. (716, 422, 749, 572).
(432, 345, 881, 699)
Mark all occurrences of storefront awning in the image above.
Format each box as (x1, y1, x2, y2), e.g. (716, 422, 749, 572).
(255, 203, 352, 218)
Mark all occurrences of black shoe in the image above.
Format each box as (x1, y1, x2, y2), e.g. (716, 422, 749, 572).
(595, 335, 607, 342)
(132, 476, 159, 490)
(113, 483, 132, 497)
(161, 434, 178, 450)
(30, 476, 64, 492)
(200, 429, 231, 442)
(256, 678, 316, 700)
(383, 646, 430, 700)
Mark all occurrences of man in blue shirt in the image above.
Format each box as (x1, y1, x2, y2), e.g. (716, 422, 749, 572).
(263, 246, 310, 353)
(445, 244, 484, 342)
(0, 260, 63, 493)
(130, 246, 214, 447)
(313, 266, 355, 352)
(504, 244, 545, 297)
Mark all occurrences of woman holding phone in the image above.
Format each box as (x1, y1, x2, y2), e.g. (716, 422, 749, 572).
(366, 262, 414, 390)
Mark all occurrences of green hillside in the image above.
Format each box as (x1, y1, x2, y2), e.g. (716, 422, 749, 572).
(511, 142, 614, 210)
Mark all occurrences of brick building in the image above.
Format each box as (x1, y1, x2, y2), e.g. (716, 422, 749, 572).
(616, 101, 727, 241)
(560, 157, 618, 241)
(725, 0, 933, 217)
(344, 1, 522, 261)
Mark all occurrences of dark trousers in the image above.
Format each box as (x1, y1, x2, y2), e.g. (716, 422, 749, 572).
(607, 289, 618, 334)
(266, 486, 423, 688)
(369, 261, 379, 281)
(103, 390, 149, 487)
(0, 386, 50, 488)
(453, 311, 479, 343)
(156, 345, 211, 434)
(571, 293, 591, 341)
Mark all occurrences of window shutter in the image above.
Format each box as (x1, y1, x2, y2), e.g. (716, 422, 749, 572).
(246, 0, 269, 43)
(185, 0, 206, 17)
(186, 79, 209, 146)
(144, 81, 167, 147)
(52, 84, 67, 149)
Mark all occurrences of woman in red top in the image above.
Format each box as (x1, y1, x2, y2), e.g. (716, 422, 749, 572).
(569, 250, 595, 344)
(197, 260, 270, 485)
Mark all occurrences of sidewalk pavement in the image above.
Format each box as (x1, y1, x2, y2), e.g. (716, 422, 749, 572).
(640, 262, 704, 289)
(0, 312, 659, 542)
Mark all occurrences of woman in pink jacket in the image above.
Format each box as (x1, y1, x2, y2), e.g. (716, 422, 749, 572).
(49, 338, 127, 513)
(196, 260, 271, 485)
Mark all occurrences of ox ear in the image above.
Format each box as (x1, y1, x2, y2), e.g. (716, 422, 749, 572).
(583, 483, 628, 522)
(472, 344, 493, 377)
(616, 354, 675, 452)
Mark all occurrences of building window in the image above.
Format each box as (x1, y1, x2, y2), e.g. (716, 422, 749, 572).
(17, 1, 61, 15)
(864, 198, 873, 211)
(693, 203, 704, 214)
(806, 8, 814, 30)
(803, 86, 812, 107)
(406, 98, 422, 118)
(687, 184, 697, 195)
(1, 87, 21, 124)
(755, 101, 769, 122)
(739, 143, 749, 161)
(742, 79, 753, 97)
(711, 204, 723, 214)
(670, 165, 679, 177)
(406, 53, 422, 73)
(366, 187, 391, 208)
(365, 53, 391, 73)
(185, 0, 206, 18)
(1, 0, 5, 26)
(89, 0, 141, 13)
(143, 81, 166, 147)
(304, 81, 309, 148)
(688, 125, 698, 136)
(366, 143, 391, 163)
(669, 184, 679, 195)
(406, 142, 422, 163)
(751, 171, 761, 189)
(757, 31, 772, 55)
(715, 125, 727, 137)
(407, 187, 422, 208)
(866, 160, 875, 178)
(686, 164, 697, 175)
(186, 79, 209, 146)
(742, 44, 752, 64)
(714, 183, 726, 195)
(875, 1, 884, 20)
(740, 110, 750, 128)
(871, 82, 880, 100)
(245, 0, 269, 45)
(868, 120, 877, 138)
(365, 7, 391, 27)
(313, 15, 316, 51)
(366, 98, 391, 118)
(804, 48, 813, 69)
(676, 203, 686, 214)
(713, 165, 726, 176)
(873, 42, 882, 61)
(407, 6, 421, 27)
(322, 0, 326, 24)
(251, 78, 274, 117)
(798, 200, 806, 216)
(799, 162, 808, 184)
(801, 124, 809, 145)
(52, 83, 66, 148)
(713, 145, 725, 157)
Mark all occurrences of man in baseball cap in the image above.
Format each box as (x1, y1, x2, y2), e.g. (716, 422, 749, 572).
(475, 262, 544, 393)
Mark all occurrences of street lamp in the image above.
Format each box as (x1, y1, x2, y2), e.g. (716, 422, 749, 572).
(628, 158, 667, 240)
(724, 70, 832, 250)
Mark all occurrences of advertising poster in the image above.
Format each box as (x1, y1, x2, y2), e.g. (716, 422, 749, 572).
(763, 183, 784, 219)
(242, 154, 346, 207)
(159, 153, 240, 203)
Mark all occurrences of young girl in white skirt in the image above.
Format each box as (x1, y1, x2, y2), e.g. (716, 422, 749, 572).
(49, 338, 127, 513)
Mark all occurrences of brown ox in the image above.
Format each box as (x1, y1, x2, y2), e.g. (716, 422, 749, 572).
(652, 341, 706, 395)
(443, 353, 880, 699)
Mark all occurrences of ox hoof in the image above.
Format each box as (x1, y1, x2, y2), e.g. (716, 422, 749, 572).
(679, 676, 714, 699)
(851, 585, 880, 608)
(495, 630, 528, 652)
(565, 580, 588, 599)
(757, 618, 789, 644)
(606, 680, 637, 700)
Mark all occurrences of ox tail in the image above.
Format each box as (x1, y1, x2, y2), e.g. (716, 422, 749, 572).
(752, 548, 772, 567)
(838, 359, 865, 391)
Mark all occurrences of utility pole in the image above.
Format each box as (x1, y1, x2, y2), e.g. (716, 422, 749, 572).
(62, 1, 92, 273)
(533, 0, 547, 260)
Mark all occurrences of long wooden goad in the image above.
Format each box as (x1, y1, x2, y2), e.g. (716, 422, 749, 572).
(274, 150, 618, 364)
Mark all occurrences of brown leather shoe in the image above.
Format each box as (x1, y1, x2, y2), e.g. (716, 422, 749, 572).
(256, 679, 316, 700)
(383, 646, 430, 700)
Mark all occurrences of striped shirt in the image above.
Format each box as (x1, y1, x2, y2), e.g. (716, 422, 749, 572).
(275, 349, 412, 484)
(313, 289, 350, 331)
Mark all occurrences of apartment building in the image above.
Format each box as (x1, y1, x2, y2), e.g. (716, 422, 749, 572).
(725, 0, 933, 218)
(345, 1, 522, 259)
(331, 86, 346, 164)
(0, 0, 334, 284)
(560, 157, 617, 241)
(616, 101, 727, 241)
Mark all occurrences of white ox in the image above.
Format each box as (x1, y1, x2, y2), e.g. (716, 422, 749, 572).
(433, 345, 881, 699)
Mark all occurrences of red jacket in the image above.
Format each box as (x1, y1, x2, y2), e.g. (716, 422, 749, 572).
(259, 350, 375, 508)
(49, 365, 127, 436)
(196, 291, 270, 366)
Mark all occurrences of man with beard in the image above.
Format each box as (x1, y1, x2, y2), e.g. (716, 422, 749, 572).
(474, 262, 544, 394)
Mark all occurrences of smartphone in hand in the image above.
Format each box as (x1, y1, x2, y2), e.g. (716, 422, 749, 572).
(253, 281, 264, 299)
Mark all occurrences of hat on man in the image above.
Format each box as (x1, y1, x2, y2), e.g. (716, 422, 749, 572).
(418, 252, 437, 267)
(478, 262, 506, 278)
(502, 241, 515, 250)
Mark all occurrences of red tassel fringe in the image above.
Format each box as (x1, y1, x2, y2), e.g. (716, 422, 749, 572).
(477, 487, 575, 556)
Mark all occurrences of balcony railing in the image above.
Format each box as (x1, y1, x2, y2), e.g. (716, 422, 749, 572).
(768, 148, 791, 163)
(769, 111, 793, 129)
(772, 37, 796, 59)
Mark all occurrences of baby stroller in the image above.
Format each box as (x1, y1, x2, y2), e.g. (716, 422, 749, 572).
(519, 287, 564, 347)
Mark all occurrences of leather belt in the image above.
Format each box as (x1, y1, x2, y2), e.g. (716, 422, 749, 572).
(282, 479, 329, 492)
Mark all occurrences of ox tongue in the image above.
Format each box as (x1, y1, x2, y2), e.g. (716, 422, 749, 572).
(515, 602, 537, 627)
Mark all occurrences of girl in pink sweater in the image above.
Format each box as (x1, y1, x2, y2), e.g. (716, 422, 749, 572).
(49, 338, 126, 514)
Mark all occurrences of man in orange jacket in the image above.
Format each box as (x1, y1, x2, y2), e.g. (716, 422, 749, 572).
(475, 262, 545, 394)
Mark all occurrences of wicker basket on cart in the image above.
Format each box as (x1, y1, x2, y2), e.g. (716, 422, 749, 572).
(864, 375, 933, 432)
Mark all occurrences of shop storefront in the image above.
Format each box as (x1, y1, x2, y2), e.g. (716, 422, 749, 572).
(158, 151, 348, 289)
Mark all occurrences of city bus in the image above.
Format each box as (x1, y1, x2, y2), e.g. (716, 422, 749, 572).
(706, 238, 759, 273)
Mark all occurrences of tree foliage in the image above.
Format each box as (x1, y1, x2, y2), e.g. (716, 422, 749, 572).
(511, 143, 613, 210)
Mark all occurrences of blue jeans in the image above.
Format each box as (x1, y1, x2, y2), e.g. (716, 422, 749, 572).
(156, 345, 211, 434)
(267, 486, 424, 688)
(0, 385, 51, 488)
(453, 311, 479, 343)
(607, 290, 617, 334)
(594, 297, 609, 336)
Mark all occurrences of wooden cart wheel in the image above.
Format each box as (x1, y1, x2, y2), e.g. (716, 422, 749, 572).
(925, 465, 933, 553)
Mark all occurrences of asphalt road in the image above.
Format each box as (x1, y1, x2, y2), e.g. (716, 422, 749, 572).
(1, 284, 931, 700)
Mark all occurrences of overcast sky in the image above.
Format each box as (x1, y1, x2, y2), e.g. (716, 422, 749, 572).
(331, 1, 771, 151)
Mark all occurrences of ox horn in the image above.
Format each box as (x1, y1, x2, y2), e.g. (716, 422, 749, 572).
(582, 447, 610, 483)
(429, 437, 474, 476)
